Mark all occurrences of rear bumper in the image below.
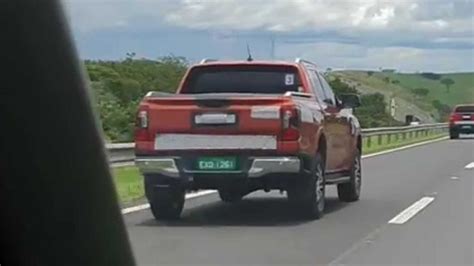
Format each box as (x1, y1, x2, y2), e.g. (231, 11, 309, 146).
(135, 156, 301, 178)
(450, 122, 474, 133)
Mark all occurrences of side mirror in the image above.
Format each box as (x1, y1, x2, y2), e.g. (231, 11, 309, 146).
(339, 94, 361, 109)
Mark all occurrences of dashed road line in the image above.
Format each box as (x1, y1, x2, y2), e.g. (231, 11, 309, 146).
(464, 162, 474, 169)
(388, 196, 435, 225)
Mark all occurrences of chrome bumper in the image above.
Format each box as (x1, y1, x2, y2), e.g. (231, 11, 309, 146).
(135, 158, 180, 177)
(247, 157, 300, 177)
(135, 156, 301, 178)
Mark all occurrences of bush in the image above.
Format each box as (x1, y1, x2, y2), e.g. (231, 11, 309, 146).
(86, 56, 188, 142)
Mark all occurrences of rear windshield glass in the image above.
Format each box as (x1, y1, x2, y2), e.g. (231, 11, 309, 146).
(455, 106, 474, 113)
(182, 65, 301, 94)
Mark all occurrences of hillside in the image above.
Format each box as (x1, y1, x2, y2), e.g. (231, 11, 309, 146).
(330, 71, 474, 122)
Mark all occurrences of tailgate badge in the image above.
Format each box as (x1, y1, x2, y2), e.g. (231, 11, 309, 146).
(195, 113, 236, 125)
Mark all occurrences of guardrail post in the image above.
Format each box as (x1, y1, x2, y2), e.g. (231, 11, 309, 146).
(402, 132, 406, 140)
(377, 135, 382, 146)
(367, 136, 371, 148)
(387, 133, 391, 144)
(415, 130, 418, 138)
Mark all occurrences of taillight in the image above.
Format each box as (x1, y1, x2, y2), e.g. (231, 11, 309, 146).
(449, 113, 461, 125)
(135, 106, 150, 141)
(137, 110, 148, 128)
(280, 107, 300, 141)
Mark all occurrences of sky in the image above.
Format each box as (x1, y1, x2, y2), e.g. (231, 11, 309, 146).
(64, 0, 474, 72)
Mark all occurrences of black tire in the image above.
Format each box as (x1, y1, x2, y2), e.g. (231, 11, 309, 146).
(218, 189, 244, 203)
(149, 188, 185, 220)
(449, 131, 459, 139)
(337, 148, 362, 202)
(287, 152, 325, 219)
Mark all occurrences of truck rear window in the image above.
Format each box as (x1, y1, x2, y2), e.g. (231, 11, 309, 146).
(455, 105, 474, 113)
(182, 65, 301, 94)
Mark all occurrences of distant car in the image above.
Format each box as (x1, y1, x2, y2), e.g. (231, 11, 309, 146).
(449, 104, 474, 139)
(409, 121, 420, 126)
(134, 58, 363, 220)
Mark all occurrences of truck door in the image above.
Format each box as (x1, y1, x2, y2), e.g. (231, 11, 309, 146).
(316, 72, 353, 173)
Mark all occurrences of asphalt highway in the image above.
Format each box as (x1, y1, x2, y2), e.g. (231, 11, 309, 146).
(123, 137, 474, 265)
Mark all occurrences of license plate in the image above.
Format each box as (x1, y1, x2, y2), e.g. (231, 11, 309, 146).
(196, 157, 237, 171)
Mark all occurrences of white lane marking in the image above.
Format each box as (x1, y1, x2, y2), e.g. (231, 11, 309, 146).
(465, 162, 474, 169)
(185, 190, 216, 199)
(121, 190, 216, 215)
(122, 203, 150, 214)
(388, 197, 435, 224)
(122, 137, 448, 215)
(361, 136, 448, 159)
(450, 176, 460, 180)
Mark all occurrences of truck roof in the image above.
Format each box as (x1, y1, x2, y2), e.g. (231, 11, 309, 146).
(194, 59, 317, 68)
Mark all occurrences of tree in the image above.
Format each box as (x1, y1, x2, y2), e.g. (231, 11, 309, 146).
(420, 72, 441, 80)
(328, 77, 358, 96)
(85, 56, 188, 142)
(432, 100, 452, 121)
(440, 78, 455, 93)
(383, 77, 390, 84)
(391, 80, 400, 84)
(367, 71, 374, 76)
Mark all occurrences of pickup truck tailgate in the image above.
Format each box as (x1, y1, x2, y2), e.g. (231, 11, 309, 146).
(141, 94, 294, 151)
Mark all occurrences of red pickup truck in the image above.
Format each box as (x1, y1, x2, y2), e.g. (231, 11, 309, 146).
(449, 104, 474, 139)
(135, 58, 362, 220)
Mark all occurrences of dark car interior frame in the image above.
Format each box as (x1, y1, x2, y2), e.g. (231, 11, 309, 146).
(0, 1, 135, 265)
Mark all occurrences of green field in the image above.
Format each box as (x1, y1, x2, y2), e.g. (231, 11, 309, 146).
(383, 72, 474, 107)
(331, 71, 474, 122)
(113, 131, 448, 204)
(112, 166, 144, 204)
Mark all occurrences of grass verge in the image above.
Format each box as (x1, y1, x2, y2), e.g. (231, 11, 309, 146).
(113, 132, 447, 204)
(112, 166, 144, 204)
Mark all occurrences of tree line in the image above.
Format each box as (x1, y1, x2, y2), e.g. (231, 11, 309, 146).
(85, 57, 401, 142)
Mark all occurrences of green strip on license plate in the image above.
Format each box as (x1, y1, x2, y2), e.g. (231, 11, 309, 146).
(196, 157, 237, 171)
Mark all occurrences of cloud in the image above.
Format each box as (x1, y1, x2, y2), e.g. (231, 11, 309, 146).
(275, 42, 474, 72)
(63, 0, 474, 71)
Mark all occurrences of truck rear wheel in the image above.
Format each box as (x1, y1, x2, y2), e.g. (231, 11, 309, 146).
(449, 130, 459, 139)
(287, 152, 325, 219)
(149, 188, 185, 220)
(337, 149, 362, 202)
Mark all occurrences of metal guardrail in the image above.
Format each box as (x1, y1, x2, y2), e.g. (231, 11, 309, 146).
(107, 123, 448, 165)
(106, 143, 135, 164)
(361, 123, 448, 148)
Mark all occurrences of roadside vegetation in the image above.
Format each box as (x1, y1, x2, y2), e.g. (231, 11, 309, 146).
(331, 70, 473, 122)
(86, 56, 187, 142)
(86, 56, 412, 142)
